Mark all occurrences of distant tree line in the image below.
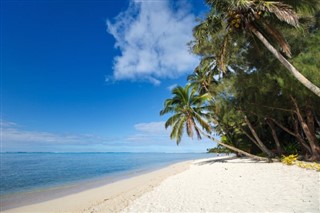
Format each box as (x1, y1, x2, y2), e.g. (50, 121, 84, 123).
(207, 145, 232, 154)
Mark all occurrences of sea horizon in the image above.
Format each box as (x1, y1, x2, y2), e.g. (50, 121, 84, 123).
(0, 151, 207, 154)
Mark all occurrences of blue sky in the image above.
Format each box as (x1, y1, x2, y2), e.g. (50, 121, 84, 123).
(1, 0, 215, 153)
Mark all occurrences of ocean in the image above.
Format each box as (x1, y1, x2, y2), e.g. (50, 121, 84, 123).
(0, 152, 212, 197)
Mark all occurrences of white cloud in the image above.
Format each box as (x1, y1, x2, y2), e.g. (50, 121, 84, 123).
(107, 0, 198, 85)
(127, 121, 213, 152)
(128, 121, 168, 143)
(134, 121, 167, 134)
(0, 120, 118, 147)
(0, 120, 212, 152)
(0, 120, 17, 127)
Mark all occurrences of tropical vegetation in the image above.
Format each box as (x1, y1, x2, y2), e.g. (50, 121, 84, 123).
(281, 155, 320, 171)
(160, 0, 320, 162)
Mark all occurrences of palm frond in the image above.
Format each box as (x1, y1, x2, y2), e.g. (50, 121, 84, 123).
(175, 117, 186, 145)
(281, 0, 320, 15)
(262, 21, 292, 57)
(193, 118, 202, 140)
(193, 15, 223, 41)
(160, 99, 175, 115)
(191, 93, 211, 106)
(165, 113, 182, 129)
(229, 0, 254, 11)
(259, 1, 299, 27)
(206, 0, 231, 12)
(217, 32, 231, 73)
(193, 111, 212, 134)
(172, 86, 188, 105)
(196, 110, 216, 123)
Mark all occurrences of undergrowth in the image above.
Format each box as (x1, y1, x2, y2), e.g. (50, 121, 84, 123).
(281, 154, 320, 172)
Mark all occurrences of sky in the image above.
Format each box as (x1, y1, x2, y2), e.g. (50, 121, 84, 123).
(1, 0, 215, 153)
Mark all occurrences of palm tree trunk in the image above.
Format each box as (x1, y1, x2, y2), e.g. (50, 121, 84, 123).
(195, 127, 270, 162)
(293, 118, 312, 155)
(269, 117, 312, 154)
(241, 127, 263, 147)
(240, 126, 274, 156)
(306, 105, 317, 143)
(291, 96, 320, 160)
(249, 25, 320, 98)
(313, 108, 320, 128)
(244, 116, 275, 158)
(266, 119, 282, 156)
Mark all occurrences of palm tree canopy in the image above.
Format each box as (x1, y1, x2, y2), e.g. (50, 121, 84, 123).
(160, 85, 213, 145)
(195, 0, 305, 59)
(192, 0, 320, 97)
(195, 0, 318, 62)
(187, 59, 219, 95)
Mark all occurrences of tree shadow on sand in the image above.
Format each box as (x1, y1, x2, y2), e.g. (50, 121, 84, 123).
(195, 156, 268, 166)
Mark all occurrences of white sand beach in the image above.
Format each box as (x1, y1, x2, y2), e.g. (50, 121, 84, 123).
(123, 157, 320, 213)
(3, 156, 319, 213)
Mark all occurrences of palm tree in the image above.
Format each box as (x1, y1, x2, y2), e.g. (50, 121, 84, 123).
(160, 84, 269, 161)
(193, 0, 320, 97)
(187, 57, 218, 95)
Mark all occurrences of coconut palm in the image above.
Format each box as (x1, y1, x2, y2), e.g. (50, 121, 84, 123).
(160, 84, 269, 161)
(188, 67, 213, 95)
(187, 57, 218, 95)
(193, 0, 320, 97)
(160, 84, 212, 144)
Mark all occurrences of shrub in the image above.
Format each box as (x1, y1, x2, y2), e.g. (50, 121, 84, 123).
(281, 154, 298, 165)
(281, 155, 320, 172)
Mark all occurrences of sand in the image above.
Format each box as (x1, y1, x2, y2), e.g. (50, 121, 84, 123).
(123, 157, 320, 212)
(2, 159, 192, 213)
(2, 156, 319, 213)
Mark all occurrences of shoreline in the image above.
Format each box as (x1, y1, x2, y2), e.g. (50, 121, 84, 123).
(0, 158, 190, 210)
(2, 156, 226, 213)
(2, 155, 318, 212)
(1, 153, 216, 211)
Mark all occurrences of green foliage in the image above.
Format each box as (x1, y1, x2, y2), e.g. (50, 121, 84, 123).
(162, 1, 320, 161)
(160, 84, 212, 145)
(283, 143, 299, 155)
(207, 144, 232, 154)
(292, 31, 320, 87)
(256, 152, 269, 157)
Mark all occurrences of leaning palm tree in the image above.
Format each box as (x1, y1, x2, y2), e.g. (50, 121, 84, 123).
(193, 0, 320, 97)
(160, 84, 269, 161)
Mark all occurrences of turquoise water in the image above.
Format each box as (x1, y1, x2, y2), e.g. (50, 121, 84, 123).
(0, 152, 211, 196)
